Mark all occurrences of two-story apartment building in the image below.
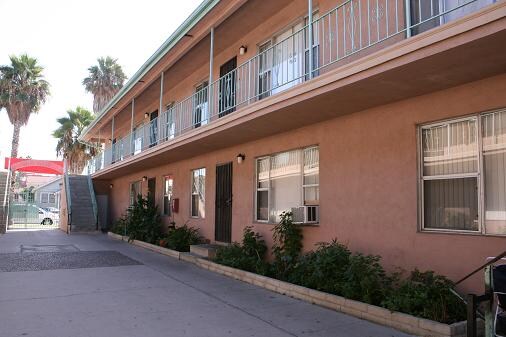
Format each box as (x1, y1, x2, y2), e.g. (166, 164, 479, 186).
(80, 0, 506, 292)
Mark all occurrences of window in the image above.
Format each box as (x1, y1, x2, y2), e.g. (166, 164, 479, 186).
(41, 192, 49, 203)
(163, 176, 173, 216)
(191, 168, 206, 218)
(164, 103, 176, 140)
(193, 81, 208, 128)
(255, 146, 319, 223)
(420, 109, 506, 235)
(48, 193, 56, 204)
(129, 181, 141, 206)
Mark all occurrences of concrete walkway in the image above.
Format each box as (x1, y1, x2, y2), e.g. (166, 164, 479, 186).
(0, 230, 413, 337)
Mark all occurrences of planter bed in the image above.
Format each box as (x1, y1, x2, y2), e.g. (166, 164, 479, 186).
(107, 233, 481, 337)
(107, 231, 180, 259)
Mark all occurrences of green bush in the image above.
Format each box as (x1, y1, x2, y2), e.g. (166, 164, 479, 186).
(382, 270, 466, 323)
(341, 253, 390, 306)
(271, 211, 303, 279)
(288, 240, 351, 294)
(162, 224, 202, 252)
(124, 195, 162, 244)
(214, 227, 269, 275)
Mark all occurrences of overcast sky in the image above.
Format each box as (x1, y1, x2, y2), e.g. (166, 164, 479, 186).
(0, 0, 203, 163)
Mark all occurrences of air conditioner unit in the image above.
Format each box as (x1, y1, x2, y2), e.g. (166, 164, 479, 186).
(291, 205, 319, 224)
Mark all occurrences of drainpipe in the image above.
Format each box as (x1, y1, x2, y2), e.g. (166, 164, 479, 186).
(308, 0, 314, 80)
(208, 27, 214, 119)
(405, 0, 412, 38)
(159, 72, 164, 140)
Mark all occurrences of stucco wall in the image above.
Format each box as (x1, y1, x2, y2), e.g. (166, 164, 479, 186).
(105, 73, 506, 294)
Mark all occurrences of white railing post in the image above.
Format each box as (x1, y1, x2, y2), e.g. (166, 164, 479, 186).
(308, 0, 314, 80)
(405, 0, 412, 37)
(208, 27, 214, 119)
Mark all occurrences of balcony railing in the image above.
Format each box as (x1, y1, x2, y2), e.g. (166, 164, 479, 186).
(87, 0, 494, 175)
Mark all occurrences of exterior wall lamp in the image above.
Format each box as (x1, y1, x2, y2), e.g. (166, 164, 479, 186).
(142, 176, 148, 182)
(144, 112, 149, 119)
(237, 153, 246, 164)
(109, 184, 113, 189)
(239, 45, 247, 55)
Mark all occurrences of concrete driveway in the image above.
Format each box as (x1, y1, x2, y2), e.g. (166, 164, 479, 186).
(0, 230, 413, 337)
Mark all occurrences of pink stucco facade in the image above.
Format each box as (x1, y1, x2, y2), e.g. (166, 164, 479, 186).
(83, 0, 506, 293)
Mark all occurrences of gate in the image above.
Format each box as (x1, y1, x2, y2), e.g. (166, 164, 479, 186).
(8, 190, 59, 230)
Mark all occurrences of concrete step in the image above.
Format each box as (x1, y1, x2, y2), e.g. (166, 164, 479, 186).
(190, 244, 221, 259)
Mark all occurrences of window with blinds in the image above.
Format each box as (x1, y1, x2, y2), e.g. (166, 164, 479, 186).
(420, 109, 506, 235)
(255, 146, 319, 223)
(191, 168, 206, 218)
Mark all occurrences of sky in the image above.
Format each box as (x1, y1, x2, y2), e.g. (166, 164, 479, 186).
(0, 0, 203, 163)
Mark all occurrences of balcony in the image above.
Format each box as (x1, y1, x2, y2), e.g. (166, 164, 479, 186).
(86, 0, 500, 175)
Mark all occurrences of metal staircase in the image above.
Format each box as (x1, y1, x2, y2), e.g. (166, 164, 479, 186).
(65, 174, 98, 232)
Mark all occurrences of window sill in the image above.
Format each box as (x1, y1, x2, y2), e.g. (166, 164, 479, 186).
(253, 221, 319, 227)
(419, 229, 506, 238)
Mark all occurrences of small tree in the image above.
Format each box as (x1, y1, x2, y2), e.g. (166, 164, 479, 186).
(272, 211, 303, 279)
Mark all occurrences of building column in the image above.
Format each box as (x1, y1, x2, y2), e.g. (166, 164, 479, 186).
(159, 72, 164, 141)
(208, 27, 214, 119)
(308, 0, 314, 80)
(405, 0, 412, 38)
(130, 98, 135, 155)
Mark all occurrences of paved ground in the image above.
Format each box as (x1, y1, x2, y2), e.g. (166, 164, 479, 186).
(0, 230, 413, 337)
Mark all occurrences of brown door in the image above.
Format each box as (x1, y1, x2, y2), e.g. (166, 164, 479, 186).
(215, 162, 233, 243)
(147, 178, 156, 206)
(219, 57, 237, 117)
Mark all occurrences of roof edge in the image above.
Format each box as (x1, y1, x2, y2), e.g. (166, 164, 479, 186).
(79, 0, 221, 141)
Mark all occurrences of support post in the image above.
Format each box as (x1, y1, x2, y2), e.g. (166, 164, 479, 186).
(111, 115, 115, 163)
(159, 72, 164, 141)
(405, 0, 412, 38)
(130, 98, 135, 155)
(308, 0, 314, 80)
(208, 27, 214, 119)
(466, 294, 477, 337)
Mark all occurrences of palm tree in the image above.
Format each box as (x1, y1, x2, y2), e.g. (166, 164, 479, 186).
(0, 54, 50, 158)
(83, 56, 126, 114)
(52, 107, 95, 174)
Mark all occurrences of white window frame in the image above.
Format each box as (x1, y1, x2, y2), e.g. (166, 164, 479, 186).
(418, 110, 506, 236)
(255, 145, 319, 223)
(40, 192, 49, 204)
(48, 193, 56, 204)
(191, 168, 206, 218)
(129, 181, 141, 206)
(163, 175, 173, 216)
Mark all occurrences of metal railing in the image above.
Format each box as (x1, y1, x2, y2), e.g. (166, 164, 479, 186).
(87, 0, 493, 174)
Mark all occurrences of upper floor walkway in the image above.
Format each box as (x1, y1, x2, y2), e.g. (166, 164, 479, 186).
(83, 0, 505, 177)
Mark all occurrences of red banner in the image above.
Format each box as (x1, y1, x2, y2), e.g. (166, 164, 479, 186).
(4, 158, 64, 175)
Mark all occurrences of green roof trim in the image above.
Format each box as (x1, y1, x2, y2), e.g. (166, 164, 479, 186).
(80, 0, 221, 140)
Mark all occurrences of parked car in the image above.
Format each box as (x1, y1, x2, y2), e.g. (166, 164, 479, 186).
(42, 207, 59, 215)
(10, 204, 58, 225)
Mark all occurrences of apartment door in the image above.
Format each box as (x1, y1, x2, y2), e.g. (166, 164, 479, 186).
(147, 178, 156, 206)
(219, 57, 237, 117)
(215, 162, 233, 243)
(149, 110, 158, 147)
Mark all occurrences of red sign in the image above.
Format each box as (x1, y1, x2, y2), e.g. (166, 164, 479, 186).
(4, 158, 64, 175)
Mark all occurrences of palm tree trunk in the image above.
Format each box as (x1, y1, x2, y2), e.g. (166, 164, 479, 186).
(10, 120, 21, 158)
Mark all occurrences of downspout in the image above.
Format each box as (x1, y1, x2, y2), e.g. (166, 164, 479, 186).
(308, 0, 314, 80)
(405, 0, 412, 38)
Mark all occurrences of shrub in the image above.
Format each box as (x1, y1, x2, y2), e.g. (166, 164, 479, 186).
(163, 224, 202, 252)
(341, 253, 390, 306)
(111, 217, 127, 236)
(125, 195, 162, 244)
(288, 240, 351, 295)
(382, 270, 466, 323)
(214, 227, 269, 275)
(271, 211, 303, 279)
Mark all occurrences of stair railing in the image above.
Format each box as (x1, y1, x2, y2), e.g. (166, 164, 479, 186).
(64, 160, 72, 233)
(453, 251, 506, 337)
(86, 174, 98, 231)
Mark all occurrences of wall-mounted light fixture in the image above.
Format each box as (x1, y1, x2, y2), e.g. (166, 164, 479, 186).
(239, 45, 247, 55)
(144, 112, 149, 119)
(108, 138, 112, 143)
(142, 176, 148, 182)
(109, 184, 113, 189)
(237, 153, 246, 164)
